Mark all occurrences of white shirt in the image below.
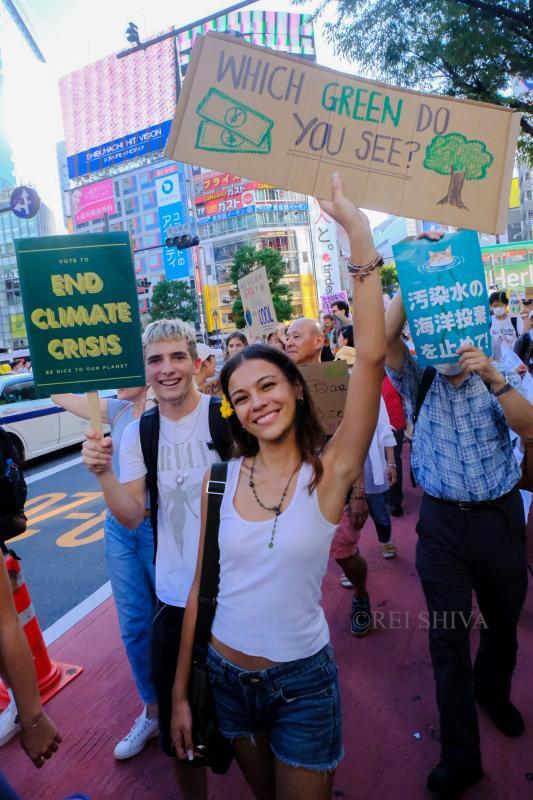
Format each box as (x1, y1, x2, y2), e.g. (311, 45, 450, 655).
(211, 458, 337, 662)
(119, 394, 217, 606)
(367, 398, 396, 487)
(490, 315, 517, 348)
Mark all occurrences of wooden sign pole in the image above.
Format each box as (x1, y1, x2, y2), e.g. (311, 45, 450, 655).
(86, 390, 103, 436)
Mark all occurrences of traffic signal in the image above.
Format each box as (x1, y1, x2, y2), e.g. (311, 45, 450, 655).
(165, 234, 200, 250)
(126, 22, 140, 45)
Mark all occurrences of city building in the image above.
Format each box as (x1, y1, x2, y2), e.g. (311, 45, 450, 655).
(58, 9, 344, 334)
(0, 186, 55, 349)
(0, 0, 54, 351)
(373, 215, 419, 261)
(518, 164, 533, 242)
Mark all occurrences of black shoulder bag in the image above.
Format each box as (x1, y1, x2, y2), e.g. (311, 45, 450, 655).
(185, 461, 234, 775)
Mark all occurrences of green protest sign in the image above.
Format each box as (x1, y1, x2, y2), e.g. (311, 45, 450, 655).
(15, 232, 145, 396)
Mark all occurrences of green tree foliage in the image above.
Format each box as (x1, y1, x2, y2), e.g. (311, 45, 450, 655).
(423, 133, 494, 207)
(230, 246, 293, 329)
(301, 0, 532, 162)
(150, 279, 197, 323)
(381, 262, 398, 294)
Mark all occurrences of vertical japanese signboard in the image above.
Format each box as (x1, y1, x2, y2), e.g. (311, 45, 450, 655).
(238, 266, 277, 338)
(14, 232, 145, 395)
(155, 164, 192, 281)
(393, 231, 491, 366)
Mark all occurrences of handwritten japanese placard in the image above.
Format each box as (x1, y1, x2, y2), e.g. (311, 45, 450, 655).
(299, 361, 349, 435)
(321, 291, 350, 314)
(237, 265, 277, 339)
(393, 231, 491, 366)
(165, 32, 520, 233)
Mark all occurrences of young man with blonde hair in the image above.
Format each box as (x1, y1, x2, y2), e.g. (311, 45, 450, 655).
(82, 319, 229, 800)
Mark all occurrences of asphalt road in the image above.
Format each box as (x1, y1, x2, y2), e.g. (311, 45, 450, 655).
(6, 445, 109, 630)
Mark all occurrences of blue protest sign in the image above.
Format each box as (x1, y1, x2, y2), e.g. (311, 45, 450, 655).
(393, 230, 491, 366)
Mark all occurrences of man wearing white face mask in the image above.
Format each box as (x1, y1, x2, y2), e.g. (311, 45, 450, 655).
(385, 283, 533, 800)
(489, 290, 518, 348)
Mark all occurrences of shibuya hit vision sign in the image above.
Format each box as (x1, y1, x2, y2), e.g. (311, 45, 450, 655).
(14, 233, 145, 395)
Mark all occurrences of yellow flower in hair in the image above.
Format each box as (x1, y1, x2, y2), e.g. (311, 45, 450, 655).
(220, 394, 234, 419)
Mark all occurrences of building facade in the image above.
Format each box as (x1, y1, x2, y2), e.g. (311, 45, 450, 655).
(0, 187, 55, 349)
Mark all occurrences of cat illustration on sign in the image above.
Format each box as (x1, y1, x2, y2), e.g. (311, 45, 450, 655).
(428, 246, 454, 268)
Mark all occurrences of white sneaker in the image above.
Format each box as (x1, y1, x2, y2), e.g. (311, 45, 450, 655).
(113, 708, 159, 760)
(340, 572, 354, 589)
(0, 697, 20, 747)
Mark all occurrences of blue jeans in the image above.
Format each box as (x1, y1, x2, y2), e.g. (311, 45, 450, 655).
(366, 491, 392, 543)
(104, 514, 157, 705)
(207, 643, 343, 771)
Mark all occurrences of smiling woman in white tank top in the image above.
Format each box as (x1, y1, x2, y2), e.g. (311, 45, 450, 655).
(172, 173, 387, 800)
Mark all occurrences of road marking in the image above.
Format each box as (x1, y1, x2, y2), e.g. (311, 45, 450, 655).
(26, 456, 83, 485)
(65, 512, 95, 520)
(43, 581, 112, 646)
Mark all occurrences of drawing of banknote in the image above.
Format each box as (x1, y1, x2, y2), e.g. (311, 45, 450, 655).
(196, 121, 271, 154)
(196, 89, 273, 147)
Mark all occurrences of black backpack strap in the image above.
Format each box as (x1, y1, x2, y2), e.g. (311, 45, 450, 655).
(412, 366, 437, 428)
(208, 397, 232, 462)
(194, 461, 228, 649)
(139, 406, 160, 559)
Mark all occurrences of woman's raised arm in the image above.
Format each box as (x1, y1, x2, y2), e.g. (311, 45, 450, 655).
(320, 174, 386, 500)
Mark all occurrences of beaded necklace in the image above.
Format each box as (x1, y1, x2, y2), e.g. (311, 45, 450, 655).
(248, 457, 301, 549)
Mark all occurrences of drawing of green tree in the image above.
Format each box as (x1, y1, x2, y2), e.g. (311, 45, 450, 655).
(423, 133, 494, 209)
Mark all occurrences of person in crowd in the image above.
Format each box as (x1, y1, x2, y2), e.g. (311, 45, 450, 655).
(171, 173, 386, 799)
(330, 299, 350, 322)
(489, 290, 518, 348)
(334, 324, 355, 367)
(0, 550, 61, 774)
(224, 331, 248, 362)
(51, 387, 159, 760)
(321, 314, 336, 361)
(194, 344, 218, 394)
(382, 375, 406, 516)
(266, 331, 285, 351)
(513, 309, 533, 374)
(385, 270, 533, 798)
(82, 320, 230, 800)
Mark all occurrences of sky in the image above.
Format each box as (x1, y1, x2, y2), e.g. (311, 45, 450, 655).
(4, 0, 386, 230)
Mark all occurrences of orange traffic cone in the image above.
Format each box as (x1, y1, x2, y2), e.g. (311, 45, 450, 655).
(0, 553, 83, 711)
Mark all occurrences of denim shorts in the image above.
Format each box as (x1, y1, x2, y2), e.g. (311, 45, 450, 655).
(207, 643, 343, 771)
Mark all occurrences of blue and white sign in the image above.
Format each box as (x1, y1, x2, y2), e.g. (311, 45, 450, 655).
(393, 230, 491, 366)
(196, 205, 255, 226)
(156, 164, 192, 281)
(67, 121, 172, 179)
(10, 186, 40, 219)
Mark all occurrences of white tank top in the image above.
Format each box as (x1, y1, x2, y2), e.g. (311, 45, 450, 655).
(211, 457, 337, 662)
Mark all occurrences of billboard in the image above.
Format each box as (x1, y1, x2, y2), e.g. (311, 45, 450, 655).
(156, 164, 193, 280)
(72, 179, 116, 225)
(309, 199, 342, 300)
(59, 37, 177, 179)
(197, 190, 255, 218)
(177, 11, 315, 75)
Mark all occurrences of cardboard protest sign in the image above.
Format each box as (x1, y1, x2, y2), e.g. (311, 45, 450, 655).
(238, 266, 277, 338)
(14, 233, 145, 396)
(299, 361, 348, 435)
(165, 32, 520, 234)
(393, 231, 491, 367)
(321, 291, 349, 314)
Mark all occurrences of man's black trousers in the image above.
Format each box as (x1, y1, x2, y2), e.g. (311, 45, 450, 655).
(415, 489, 528, 768)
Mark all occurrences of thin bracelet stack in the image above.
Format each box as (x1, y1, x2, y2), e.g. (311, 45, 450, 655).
(347, 253, 384, 280)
